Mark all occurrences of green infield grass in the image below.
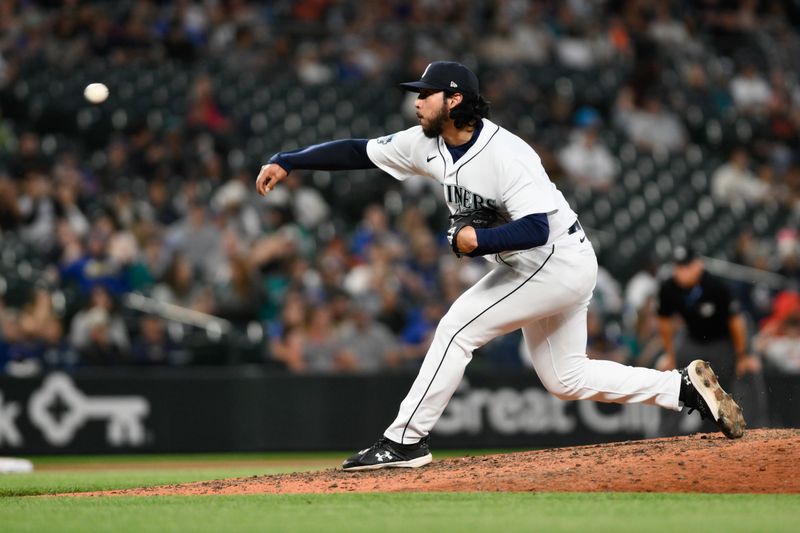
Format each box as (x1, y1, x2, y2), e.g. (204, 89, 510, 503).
(1, 493, 798, 533)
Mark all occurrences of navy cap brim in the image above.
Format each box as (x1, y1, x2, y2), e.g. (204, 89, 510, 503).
(399, 81, 443, 92)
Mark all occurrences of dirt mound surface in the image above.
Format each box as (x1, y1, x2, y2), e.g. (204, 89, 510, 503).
(88, 429, 799, 496)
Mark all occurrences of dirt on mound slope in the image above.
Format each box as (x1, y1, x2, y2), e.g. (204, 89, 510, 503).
(89, 429, 799, 496)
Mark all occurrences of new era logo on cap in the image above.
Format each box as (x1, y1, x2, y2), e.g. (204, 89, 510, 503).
(399, 61, 479, 97)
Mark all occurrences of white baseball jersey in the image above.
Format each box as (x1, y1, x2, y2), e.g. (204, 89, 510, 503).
(363, 118, 683, 446)
(366, 119, 577, 259)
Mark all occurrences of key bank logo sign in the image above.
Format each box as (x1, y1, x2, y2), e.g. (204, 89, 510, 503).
(0, 373, 150, 447)
(0, 391, 22, 446)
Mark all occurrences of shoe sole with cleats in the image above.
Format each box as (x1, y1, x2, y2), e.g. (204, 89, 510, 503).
(688, 359, 746, 439)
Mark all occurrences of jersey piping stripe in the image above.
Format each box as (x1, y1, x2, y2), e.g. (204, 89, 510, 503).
(400, 244, 556, 443)
(436, 142, 447, 181)
(454, 124, 501, 188)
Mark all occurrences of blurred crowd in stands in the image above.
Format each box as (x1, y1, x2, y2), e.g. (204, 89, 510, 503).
(1, 0, 800, 377)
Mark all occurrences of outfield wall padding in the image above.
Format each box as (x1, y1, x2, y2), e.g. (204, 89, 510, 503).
(0, 369, 796, 454)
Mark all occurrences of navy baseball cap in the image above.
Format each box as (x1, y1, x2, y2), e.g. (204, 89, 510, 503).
(672, 246, 697, 266)
(400, 61, 479, 97)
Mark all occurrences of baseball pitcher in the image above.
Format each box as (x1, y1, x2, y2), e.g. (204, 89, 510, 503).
(255, 61, 745, 471)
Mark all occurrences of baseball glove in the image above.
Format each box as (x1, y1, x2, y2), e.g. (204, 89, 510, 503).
(447, 206, 500, 257)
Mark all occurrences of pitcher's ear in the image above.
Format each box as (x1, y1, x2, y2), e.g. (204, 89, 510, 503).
(446, 92, 463, 108)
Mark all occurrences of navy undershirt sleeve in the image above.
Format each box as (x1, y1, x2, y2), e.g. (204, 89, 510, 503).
(268, 139, 376, 172)
(471, 213, 549, 256)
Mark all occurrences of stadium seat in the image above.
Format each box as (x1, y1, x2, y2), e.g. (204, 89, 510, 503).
(619, 143, 637, 165)
(643, 183, 661, 206)
(627, 195, 646, 220)
(613, 210, 632, 233)
(657, 172, 675, 194)
(623, 170, 641, 193)
(592, 197, 612, 222)
(648, 209, 666, 232)
(636, 157, 655, 181)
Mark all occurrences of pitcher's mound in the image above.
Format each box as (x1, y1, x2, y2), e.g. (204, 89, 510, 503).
(95, 428, 800, 496)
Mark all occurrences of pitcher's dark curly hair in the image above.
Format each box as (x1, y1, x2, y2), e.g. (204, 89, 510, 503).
(447, 93, 491, 129)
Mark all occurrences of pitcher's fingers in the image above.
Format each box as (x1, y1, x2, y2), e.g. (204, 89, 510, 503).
(256, 166, 269, 196)
(255, 168, 263, 195)
(263, 175, 276, 193)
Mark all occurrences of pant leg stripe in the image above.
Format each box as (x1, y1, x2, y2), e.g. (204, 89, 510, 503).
(399, 245, 556, 443)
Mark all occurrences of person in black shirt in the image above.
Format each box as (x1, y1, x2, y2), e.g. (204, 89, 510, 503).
(657, 246, 765, 433)
(657, 246, 761, 384)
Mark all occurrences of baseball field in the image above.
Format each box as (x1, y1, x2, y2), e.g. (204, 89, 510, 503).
(1, 429, 798, 532)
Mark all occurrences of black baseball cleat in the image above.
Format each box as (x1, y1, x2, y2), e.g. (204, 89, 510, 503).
(342, 436, 432, 471)
(680, 360, 746, 439)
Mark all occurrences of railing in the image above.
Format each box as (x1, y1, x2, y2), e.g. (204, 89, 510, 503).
(702, 256, 791, 290)
(123, 292, 233, 338)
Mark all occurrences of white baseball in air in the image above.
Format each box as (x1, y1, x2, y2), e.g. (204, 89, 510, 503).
(84, 83, 109, 104)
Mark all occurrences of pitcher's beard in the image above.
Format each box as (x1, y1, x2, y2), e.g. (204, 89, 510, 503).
(420, 106, 450, 138)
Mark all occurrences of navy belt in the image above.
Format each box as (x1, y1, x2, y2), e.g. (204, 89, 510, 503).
(568, 220, 582, 235)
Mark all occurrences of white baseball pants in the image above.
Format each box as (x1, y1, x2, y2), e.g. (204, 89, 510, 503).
(384, 230, 682, 444)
